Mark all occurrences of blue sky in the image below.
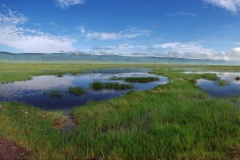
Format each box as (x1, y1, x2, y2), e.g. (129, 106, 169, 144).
(0, 0, 240, 60)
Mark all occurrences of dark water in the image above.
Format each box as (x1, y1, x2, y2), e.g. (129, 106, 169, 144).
(0, 68, 168, 110)
(196, 72, 240, 97)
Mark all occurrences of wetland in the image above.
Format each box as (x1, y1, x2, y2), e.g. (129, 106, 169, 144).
(0, 63, 239, 160)
(0, 68, 168, 110)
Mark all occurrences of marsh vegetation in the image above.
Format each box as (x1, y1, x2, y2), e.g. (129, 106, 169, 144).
(0, 63, 240, 159)
(68, 87, 86, 96)
(0, 71, 166, 110)
(90, 81, 133, 90)
(110, 76, 159, 83)
(49, 90, 61, 98)
(215, 80, 230, 86)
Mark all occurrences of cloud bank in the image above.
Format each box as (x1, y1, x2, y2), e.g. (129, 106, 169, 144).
(204, 0, 240, 13)
(0, 6, 75, 53)
(89, 42, 240, 61)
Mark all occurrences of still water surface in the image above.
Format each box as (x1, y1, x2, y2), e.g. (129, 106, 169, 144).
(194, 72, 240, 97)
(0, 68, 169, 110)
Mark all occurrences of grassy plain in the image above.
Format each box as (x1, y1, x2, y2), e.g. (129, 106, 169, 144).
(0, 63, 240, 159)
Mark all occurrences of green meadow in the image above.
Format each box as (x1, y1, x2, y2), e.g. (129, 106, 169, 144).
(0, 63, 240, 159)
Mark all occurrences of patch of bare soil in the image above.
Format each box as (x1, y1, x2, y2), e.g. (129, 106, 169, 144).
(227, 148, 240, 160)
(0, 136, 30, 160)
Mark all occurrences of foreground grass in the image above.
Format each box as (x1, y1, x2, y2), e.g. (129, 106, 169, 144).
(0, 64, 240, 159)
(0, 103, 66, 159)
(71, 70, 240, 159)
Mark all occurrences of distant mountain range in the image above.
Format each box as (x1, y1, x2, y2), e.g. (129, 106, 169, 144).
(0, 51, 238, 65)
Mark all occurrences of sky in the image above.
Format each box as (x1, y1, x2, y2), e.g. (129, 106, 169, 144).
(0, 0, 240, 60)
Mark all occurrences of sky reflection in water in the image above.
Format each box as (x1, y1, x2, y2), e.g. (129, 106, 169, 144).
(0, 68, 169, 110)
(195, 72, 240, 97)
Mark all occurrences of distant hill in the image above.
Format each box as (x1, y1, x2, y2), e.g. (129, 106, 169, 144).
(0, 51, 238, 65)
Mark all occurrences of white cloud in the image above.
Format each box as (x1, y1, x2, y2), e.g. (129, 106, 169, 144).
(0, 6, 75, 53)
(153, 42, 180, 49)
(76, 42, 240, 61)
(152, 43, 240, 60)
(86, 32, 119, 40)
(226, 47, 240, 59)
(90, 43, 147, 56)
(191, 47, 240, 60)
(204, 0, 240, 13)
(55, 0, 86, 8)
(77, 25, 86, 34)
(88, 42, 215, 59)
(152, 42, 213, 54)
(166, 12, 199, 18)
(0, 5, 27, 25)
(72, 38, 240, 61)
(83, 28, 150, 40)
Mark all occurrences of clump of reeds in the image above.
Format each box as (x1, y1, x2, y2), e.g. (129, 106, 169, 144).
(235, 76, 240, 81)
(68, 87, 86, 96)
(90, 81, 133, 90)
(50, 90, 61, 98)
(110, 76, 159, 83)
(215, 80, 230, 86)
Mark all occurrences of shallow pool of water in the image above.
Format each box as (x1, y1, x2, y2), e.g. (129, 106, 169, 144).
(0, 68, 169, 110)
(195, 72, 240, 97)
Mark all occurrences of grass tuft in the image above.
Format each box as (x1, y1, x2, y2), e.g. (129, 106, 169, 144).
(50, 90, 61, 98)
(68, 87, 86, 96)
(111, 76, 159, 83)
(215, 80, 230, 86)
(90, 81, 133, 90)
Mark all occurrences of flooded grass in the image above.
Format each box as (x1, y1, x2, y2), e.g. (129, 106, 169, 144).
(68, 87, 86, 96)
(90, 81, 133, 90)
(0, 64, 240, 159)
(201, 73, 219, 81)
(50, 90, 61, 98)
(229, 96, 240, 103)
(215, 80, 230, 86)
(111, 76, 159, 83)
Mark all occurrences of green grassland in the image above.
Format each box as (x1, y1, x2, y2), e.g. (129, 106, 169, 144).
(0, 63, 240, 159)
